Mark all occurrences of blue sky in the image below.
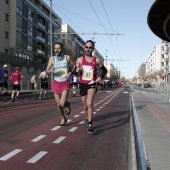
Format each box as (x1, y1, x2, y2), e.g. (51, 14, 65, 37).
(44, 0, 160, 78)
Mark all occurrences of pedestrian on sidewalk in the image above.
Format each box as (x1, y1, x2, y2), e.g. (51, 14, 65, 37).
(39, 70, 48, 99)
(31, 75, 37, 90)
(0, 64, 8, 101)
(11, 67, 23, 102)
(76, 40, 107, 133)
(45, 42, 75, 126)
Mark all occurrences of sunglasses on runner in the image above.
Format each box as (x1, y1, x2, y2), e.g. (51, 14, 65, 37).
(85, 46, 93, 49)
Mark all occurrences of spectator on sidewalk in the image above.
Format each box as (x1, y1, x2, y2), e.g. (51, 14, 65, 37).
(11, 67, 23, 102)
(39, 70, 48, 99)
(0, 64, 8, 101)
(31, 75, 37, 90)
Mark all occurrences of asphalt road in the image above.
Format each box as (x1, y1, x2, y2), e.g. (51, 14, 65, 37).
(0, 86, 131, 170)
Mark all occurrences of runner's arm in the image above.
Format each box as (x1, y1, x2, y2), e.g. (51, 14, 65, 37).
(45, 57, 54, 75)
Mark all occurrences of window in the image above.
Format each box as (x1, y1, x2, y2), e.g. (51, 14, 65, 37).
(161, 54, 164, 58)
(28, 9, 33, 22)
(5, 49, 8, 54)
(16, 15, 23, 31)
(28, 22, 33, 36)
(16, 0, 23, 15)
(5, 14, 9, 21)
(6, 0, 8, 4)
(161, 62, 164, 66)
(27, 38, 33, 51)
(5, 31, 9, 39)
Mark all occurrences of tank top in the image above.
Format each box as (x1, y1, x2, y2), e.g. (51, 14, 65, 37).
(53, 55, 69, 82)
(79, 56, 97, 84)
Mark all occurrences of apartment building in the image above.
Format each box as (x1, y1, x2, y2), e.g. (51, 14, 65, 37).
(61, 24, 84, 62)
(146, 41, 169, 82)
(0, 0, 62, 81)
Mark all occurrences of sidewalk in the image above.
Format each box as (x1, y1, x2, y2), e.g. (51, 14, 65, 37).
(132, 90, 170, 170)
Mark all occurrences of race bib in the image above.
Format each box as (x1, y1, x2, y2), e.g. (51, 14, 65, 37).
(14, 81, 19, 85)
(55, 68, 67, 77)
(82, 66, 93, 81)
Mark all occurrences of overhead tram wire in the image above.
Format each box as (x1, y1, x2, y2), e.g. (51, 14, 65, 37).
(53, 3, 118, 33)
(100, 0, 123, 62)
(53, 5, 84, 33)
(88, 0, 119, 58)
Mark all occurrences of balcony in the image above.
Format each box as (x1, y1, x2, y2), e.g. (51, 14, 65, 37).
(37, 49, 45, 55)
(36, 35, 45, 43)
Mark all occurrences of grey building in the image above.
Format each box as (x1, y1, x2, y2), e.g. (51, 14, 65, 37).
(0, 0, 62, 83)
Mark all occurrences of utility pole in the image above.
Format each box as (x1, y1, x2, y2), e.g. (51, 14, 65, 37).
(105, 50, 108, 78)
(50, 0, 53, 89)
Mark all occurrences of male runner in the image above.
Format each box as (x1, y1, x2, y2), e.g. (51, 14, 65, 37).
(76, 40, 107, 133)
(11, 67, 23, 102)
(45, 42, 75, 126)
(0, 64, 8, 101)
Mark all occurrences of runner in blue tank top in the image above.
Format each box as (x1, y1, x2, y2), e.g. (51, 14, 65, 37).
(0, 64, 8, 101)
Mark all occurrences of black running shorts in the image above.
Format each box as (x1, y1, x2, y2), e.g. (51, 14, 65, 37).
(79, 83, 98, 96)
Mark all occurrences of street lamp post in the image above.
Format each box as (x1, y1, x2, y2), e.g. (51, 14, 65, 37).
(50, 0, 53, 89)
(105, 50, 108, 78)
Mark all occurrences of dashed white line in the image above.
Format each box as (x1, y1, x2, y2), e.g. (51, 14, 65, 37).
(27, 151, 48, 163)
(31, 135, 46, 142)
(0, 149, 23, 161)
(80, 111, 84, 113)
(51, 126, 61, 131)
(96, 109, 100, 111)
(67, 119, 72, 123)
(79, 120, 86, 124)
(53, 136, 66, 144)
(69, 127, 78, 132)
(93, 112, 96, 114)
(74, 115, 80, 118)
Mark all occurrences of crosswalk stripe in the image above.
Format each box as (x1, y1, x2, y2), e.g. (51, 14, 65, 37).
(68, 127, 78, 132)
(0, 149, 22, 161)
(27, 151, 48, 163)
(53, 136, 66, 144)
(31, 135, 46, 142)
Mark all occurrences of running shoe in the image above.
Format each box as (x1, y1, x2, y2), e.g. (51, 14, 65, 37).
(65, 101, 71, 115)
(59, 118, 67, 126)
(87, 123, 94, 133)
(3, 97, 8, 102)
(43, 95, 46, 99)
(38, 96, 41, 99)
(11, 99, 14, 102)
(15, 96, 18, 101)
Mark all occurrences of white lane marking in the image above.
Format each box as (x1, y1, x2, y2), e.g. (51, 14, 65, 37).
(93, 112, 96, 114)
(106, 91, 112, 92)
(51, 126, 61, 131)
(105, 103, 107, 104)
(96, 109, 100, 111)
(99, 107, 103, 108)
(80, 111, 84, 114)
(123, 91, 128, 93)
(67, 119, 72, 123)
(31, 135, 46, 142)
(27, 151, 48, 163)
(53, 136, 66, 144)
(0, 149, 22, 161)
(79, 120, 86, 124)
(74, 115, 80, 118)
(69, 127, 78, 132)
